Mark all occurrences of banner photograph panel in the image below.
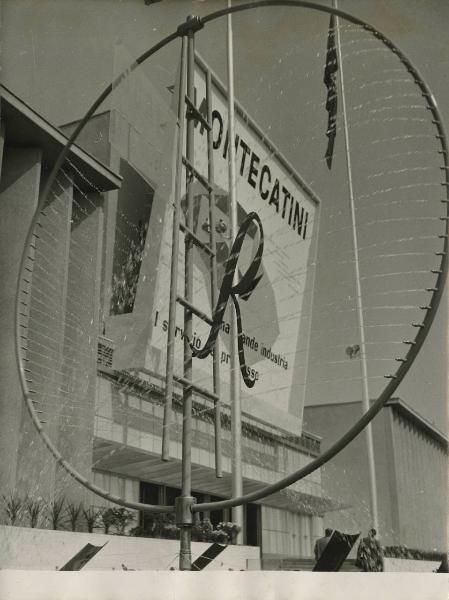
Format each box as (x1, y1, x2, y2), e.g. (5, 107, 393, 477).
(148, 55, 318, 420)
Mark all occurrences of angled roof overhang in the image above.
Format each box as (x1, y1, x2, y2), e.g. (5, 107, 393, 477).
(0, 85, 121, 193)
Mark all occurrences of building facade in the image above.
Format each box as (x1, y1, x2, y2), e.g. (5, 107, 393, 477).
(304, 398, 448, 553)
(0, 77, 341, 561)
(0, 85, 120, 503)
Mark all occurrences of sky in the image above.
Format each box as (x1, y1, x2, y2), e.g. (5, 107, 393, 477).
(2, 0, 448, 431)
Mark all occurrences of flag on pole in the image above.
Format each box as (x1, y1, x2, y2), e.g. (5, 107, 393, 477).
(324, 14, 339, 169)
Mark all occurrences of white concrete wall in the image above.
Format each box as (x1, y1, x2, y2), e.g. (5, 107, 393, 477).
(1, 571, 449, 600)
(261, 507, 320, 558)
(0, 526, 260, 571)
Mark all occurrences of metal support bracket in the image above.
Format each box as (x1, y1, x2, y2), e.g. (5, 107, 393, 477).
(177, 16, 204, 36)
(175, 495, 197, 526)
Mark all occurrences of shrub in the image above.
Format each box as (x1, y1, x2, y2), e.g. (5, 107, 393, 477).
(25, 496, 44, 528)
(210, 529, 229, 544)
(2, 492, 24, 526)
(384, 545, 445, 562)
(155, 513, 179, 540)
(214, 521, 241, 544)
(83, 507, 103, 533)
(129, 515, 237, 544)
(101, 508, 135, 535)
(192, 519, 214, 542)
(101, 508, 116, 534)
(65, 502, 82, 532)
(47, 497, 65, 530)
(130, 513, 177, 539)
(113, 508, 135, 535)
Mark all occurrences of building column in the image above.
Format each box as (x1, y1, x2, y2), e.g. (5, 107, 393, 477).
(0, 146, 42, 493)
(56, 191, 104, 504)
(15, 173, 73, 500)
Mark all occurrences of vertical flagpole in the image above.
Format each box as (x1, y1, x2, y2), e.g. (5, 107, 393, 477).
(333, 0, 379, 531)
(227, 0, 243, 543)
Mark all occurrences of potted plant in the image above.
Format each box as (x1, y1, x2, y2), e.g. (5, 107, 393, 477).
(214, 521, 241, 544)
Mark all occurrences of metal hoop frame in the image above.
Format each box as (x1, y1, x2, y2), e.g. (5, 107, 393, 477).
(15, 1, 448, 518)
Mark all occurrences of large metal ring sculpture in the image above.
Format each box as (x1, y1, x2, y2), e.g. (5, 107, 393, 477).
(16, 1, 448, 524)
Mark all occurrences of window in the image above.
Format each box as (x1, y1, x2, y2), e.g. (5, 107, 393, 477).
(110, 160, 154, 315)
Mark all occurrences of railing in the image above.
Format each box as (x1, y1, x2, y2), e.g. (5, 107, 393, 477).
(97, 365, 321, 457)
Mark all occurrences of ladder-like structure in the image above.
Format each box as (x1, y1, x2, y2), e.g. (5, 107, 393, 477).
(162, 26, 223, 482)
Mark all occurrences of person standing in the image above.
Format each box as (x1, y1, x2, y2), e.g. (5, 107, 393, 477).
(356, 528, 384, 572)
(314, 528, 334, 562)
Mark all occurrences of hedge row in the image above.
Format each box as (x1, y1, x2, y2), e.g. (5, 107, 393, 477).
(383, 546, 445, 561)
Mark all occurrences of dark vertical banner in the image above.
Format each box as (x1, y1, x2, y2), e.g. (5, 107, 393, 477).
(191, 543, 227, 571)
(59, 543, 106, 571)
(313, 531, 359, 572)
(324, 14, 339, 169)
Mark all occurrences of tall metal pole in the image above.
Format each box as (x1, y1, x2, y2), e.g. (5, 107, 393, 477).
(334, 0, 379, 531)
(227, 0, 243, 542)
(178, 22, 196, 570)
(205, 68, 224, 479)
(163, 36, 187, 462)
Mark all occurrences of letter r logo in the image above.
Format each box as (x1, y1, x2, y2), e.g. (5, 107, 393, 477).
(191, 212, 264, 388)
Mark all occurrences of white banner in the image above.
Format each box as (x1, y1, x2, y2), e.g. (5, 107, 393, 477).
(145, 56, 318, 420)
